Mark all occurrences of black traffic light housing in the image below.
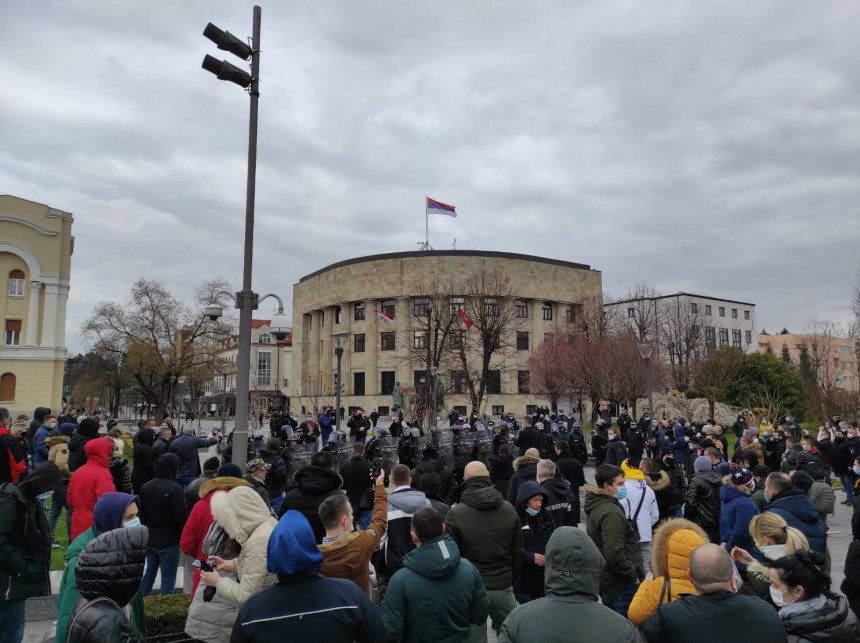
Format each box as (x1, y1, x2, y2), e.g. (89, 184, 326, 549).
(202, 22, 253, 88)
(203, 23, 252, 60)
(202, 54, 252, 88)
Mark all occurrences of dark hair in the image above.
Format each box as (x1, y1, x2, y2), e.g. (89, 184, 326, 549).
(771, 551, 830, 600)
(422, 446, 439, 460)
(311, 450, 335, 470)
(0, 407, 9, 423)
(318, 493, 350, 530)
(411, 506, 444, 543)
(420, 471, 442, 500)
(753, 464, 772, 479)
(498, 444, 510, 459)
(766, 471, 793, 494)
(595, 464, 623, 489)
(391, 464, 410, 486)
(555, 441, 570, 455)
(352, 442, 365, 455)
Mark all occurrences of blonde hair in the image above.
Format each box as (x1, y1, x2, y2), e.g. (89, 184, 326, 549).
(749, 512, 809, 554)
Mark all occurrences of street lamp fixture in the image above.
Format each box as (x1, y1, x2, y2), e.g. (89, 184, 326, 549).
(177, 376, 186, 430)
(332, 331, 351, 432)
(638, 343, 654, 421)
(219, 363, 232, 435)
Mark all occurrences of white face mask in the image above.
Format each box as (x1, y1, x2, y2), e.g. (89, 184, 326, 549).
(770, 585, 789, 607)
(760, 544, 787, 561)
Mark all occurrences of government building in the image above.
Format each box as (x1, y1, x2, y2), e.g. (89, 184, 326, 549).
(0, 195, 74, 415)
(291, 250, 602, 420)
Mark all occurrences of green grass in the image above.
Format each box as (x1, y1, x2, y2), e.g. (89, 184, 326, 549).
(48, 504, 70, 571)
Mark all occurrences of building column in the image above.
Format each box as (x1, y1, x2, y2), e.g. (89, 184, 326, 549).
(26, 280, 41, 346)
(41, 283, 61, 347)
(396, 297, 410, 389)
(55, 283, 70, 348)
(366, 299, 378, 395)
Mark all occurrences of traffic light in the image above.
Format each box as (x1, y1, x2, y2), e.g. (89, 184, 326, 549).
(202, 54, 251, 88)
(202, 21, 253, 88)
(203, 23, 252, 60)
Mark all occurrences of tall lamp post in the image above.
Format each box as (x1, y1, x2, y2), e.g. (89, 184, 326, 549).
(638, 344, 654, 420)
(219, 363, 232, 435)
(332, 331, 351, 432)
(169, 375, 177, 422)
(429, 365, 438, 428)
(177, 376, 186, 430)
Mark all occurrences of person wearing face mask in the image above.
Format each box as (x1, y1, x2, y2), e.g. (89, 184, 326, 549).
(32, 415, 58, 468)
(584, 464, 645, 616)
(770, 551, 859, 641)
(763, 472, 827, 554)
(718, 466, 759, 558)
(605, 428, 628, 467)
(833, 427, 855, 505)
(56, 492, 146, 643)
(513, 481, 556, 604)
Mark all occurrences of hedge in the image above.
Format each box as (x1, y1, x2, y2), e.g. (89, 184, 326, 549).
(143, 593, 193, 638)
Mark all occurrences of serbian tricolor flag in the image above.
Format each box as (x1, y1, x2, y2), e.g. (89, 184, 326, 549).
(427, 197, 457, 218)
(458, 308, 473, 329)
(374, 310, 395, 325)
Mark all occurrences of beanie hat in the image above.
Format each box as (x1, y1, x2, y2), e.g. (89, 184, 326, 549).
(217, 463, 242, 478)
(203, 457, 220, 474)
(265, 437, 280, 451)
(729, 466, 753, 486)
(58, 422, 77, 437)
(79, 418, 101, 439)
(93, 492, 138, 533)
(267, 510, 324, 575)
(694, 456, 713, 472)
(753, 464, 772, 479)
(794, 451, 811, 465)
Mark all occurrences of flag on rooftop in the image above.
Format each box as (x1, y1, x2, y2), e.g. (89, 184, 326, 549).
(426, 197, 457, 218)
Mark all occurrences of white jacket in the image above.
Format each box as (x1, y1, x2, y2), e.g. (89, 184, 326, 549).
(622, 479, 659, 543)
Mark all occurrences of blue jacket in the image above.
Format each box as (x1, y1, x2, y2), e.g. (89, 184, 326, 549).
(33, 425, 52, 466)
(670, 427, 688, 465)
(167, 433, 217, 476)
(766, 487, 828, 553)
(719, 483, 758, 552)
(318, 412, 334, 443)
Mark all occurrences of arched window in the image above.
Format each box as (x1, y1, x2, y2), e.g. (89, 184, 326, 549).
(0, 373, 15, 401)
(258, 333, 272, 344)
(7, 270, 24, 297)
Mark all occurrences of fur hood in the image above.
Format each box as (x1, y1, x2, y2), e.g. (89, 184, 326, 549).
(512, 455, 539, 471)
(584, 484, 616, 498)
(645, 471, 670, 492)
(650, 518, 708, 578)
(721, 475, 753, 496)
(210, 486, 276, 546)
(45, 435, 70, 447)
(199, 475, 250, 499)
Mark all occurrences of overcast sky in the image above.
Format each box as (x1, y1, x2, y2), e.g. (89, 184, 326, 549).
(2, 1, 858, 353)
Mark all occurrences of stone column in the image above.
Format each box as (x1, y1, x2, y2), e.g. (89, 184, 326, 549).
(41, 283, 61, 347)
(366, 299, 378, 395)
(26, 281, 41, 346)
(55, 283, 70, 347)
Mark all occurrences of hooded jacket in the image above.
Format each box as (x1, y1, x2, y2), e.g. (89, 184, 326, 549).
(33, 421, 55, 466)
(68, 419, 101, 472)
(499, 527, 642, 643)
(685, 469, 723, 535)
(257, 445, 287, 497)
(540, 475, 578, 527)
(0, 424, 27, 484)
(27, 407, 51, 456)
(382, 535, 489, 643)
(718, 477, 759, 552)
(130, 429, 157, 494)
(621, 466, 659, 544)
(383, 486, 431, 577)
(138, 453, 186, 547)
(628, 518, 708, 627)
(185, 521, 239, 643)
(515, 480, 555, 599)
(67, 527, 148, 643)
(410, 457, 455, 501)
(279, 464, 343, 543)
(0, 463, 60, 601)
(169, 432, 218, 476)
(211, 486, 277, 606)
(231, 511, 388, 643)
(47, 433, 73, 481)
(766, 486, 828, 553)
(445, 475, 524, 591)
(506, 454, 539, 504)
(584, 485, 645, 604)
(68, 439, 117, 540)
(780, 594, 860, 642)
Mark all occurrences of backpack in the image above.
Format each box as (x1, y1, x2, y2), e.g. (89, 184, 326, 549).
(809, 481, 835, 517)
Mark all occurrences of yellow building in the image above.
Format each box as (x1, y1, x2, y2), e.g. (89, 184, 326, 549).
(758, 333, 859, 393)
(0, 195, 74, 415)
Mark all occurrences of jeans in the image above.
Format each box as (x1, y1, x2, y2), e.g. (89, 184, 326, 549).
(841, 473, 856, 502)
(49, 481, 71, 544)
(140, 544, 181, 596)
(469, 587, 516, 643)
(608, 582, 640, 618)
(180, 474, 197, 490)
(640, 542, 652, 575)
(0, 598, 26, 643)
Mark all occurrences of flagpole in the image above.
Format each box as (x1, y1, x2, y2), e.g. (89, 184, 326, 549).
(425, 195, 429, 248)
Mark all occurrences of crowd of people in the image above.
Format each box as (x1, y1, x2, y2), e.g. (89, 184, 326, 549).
(2, 403, 860, 642)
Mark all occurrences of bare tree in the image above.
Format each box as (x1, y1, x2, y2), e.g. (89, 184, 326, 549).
(660, 296, 705, 389)
(527, 334, 578, 413)
(624, 282, 662, 343)
(691, 347, 746, 420)
(567, 293, 619, 342)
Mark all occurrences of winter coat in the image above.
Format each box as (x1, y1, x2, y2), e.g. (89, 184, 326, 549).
(815, 437, 833, 467)
(33, 424, 53, 466)
(554, 453, 585, 489)
(622, 478, 659, 543)
(718, 479, 758, 552)
(832, 437, 853, 475)
(339, 455, 374, 510)
(66, 527, 148, 643)
(317, 412, 334, 443)
(541, 475, 578, 527)
(169, 433, 218, 476)
(68, 439, 117, 540)
(211, 486, 277, 607)
(258, 446, 287, 498)
(605, 438, 629, 466)
(685, 470, 723, 538)
(109, 457, 133, 495)
(382, 535, 489, 643)
(383, 486, 431, 578)
(506, 454, 539, 504)
(792, 471, 835, 524)
(47, 434, 73, 480)
(627, 428, 646, 460)
(242, 474, 272, 510)
(184, 522, 239, 643)
(320, 482, 387, 596)
(130, 441, 156, 495)
(152, 436, 170, 461)
(643, 590, 787, 643)
(628, 518, 708, 627)
(584, 485, 645, 604)
(644, 470, 678, 523)
(499, 527, 642, 643)
(515, 481, 555, 599)
(138, 453, 186, 547)
(766, 486, 828, 553)
(489, 454, 514, 497)
(841, 540, 860, 620)
(410, 457, 455, 501)
(445, 475, 524, 591)
(0, 426, 27, 484)
(279, 465, 343, 543)
(27, 407, 51, 456)
(514, 426, 542, 454)
(779, 594, 860, 643)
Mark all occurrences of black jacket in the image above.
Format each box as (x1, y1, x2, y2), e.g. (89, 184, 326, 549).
(514, 427, 542, 454)
(780, 594, 860, 642)
(605, 439, 628, 466)
(514, 481, 555, 599)
(540, 476, 578, 527)
(842, 540, 860, 620)
(138, 454, 186, 547)
(644, 590, 787, 642)
(168, 433, 217, 477)
(489, 455, 514, 497)
(0, 429, 26, 484)
(816, 437, 833, 467)
(555, 454, 585, 491)
(339, 455, 373, 510)
(258, 446, 287, 497)
(67, 527, 148, 643)
(685, 470, 723, 536)
(68, 434, 94, 473)
(507, 455, 539, 505)
(130, 442, 156, 495)
(832, 437, 853, 475)
(279, 465, 343, 543)
(410, 458, 454, 501)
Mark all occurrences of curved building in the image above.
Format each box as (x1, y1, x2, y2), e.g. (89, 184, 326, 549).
(291, 250, 601, 420)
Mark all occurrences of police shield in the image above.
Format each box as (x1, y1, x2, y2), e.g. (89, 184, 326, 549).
(455, 432, 476, 471)
(285, 442, 316, 482)
(375, 436, 400, 472)
(506, 430, 521, 460)
(334, 437, 354, 472)
(434, 431, 454, 469)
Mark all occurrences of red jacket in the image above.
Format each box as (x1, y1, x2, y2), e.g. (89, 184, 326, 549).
(67, 438, 116, 539)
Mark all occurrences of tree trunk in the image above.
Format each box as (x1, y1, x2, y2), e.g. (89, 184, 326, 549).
(708, 397, 716, 422)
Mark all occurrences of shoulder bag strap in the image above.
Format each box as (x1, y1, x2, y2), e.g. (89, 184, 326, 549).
(658, 576, 672, 606)
(631, 483, 646, 521)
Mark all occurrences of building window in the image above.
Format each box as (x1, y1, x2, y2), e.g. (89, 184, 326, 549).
(706, 326, 716, 348)
(450, 297, 464, 319)
(691, 325, 700, 339)
(486, 370, 501, 395)
(378, 406, 390, 416)
(526, 404, 538, 415)
(381, 299, 395, 318)
(732, 329, 742, 348)
(542, 303, 553, 321)
(258, 333, 272, 344)
(381, 332, 396, 351)
(719, 328, 729, 346)
(335, 306, 342, 324)
(256, 351, 271, 386)
(353, 372, 365, 396)
(413, 330, 427, 349)
(451, 370, 468, 394)
(4, 320, 21, 346)
(719, 307, 725, 317)
(354, 333, 365, 353)
(516, 300, 528, 318)
(744, 310, 750, 320)
(745, 330, 752, 345)
(380, 371, 396, 395)
(485, 298, 499, 317)
(7, 270, 24, 297)
(516, 331, 529, 351)
(705, 305, 712, 315)
(413, 370, 428, 388)
(414, 297, 429, 317)
(490, 331, 501, 350)
(492, 405, 505, 416)
(354, 302, 366, 321)
(566, 305, 574, 322)
(453, 405, 467, 418)
(731, 308, 738, 319)
(0, 373, 15, 400)
(628, 307, 636, 319)
(518, 370, 530, 394)
(690, 302, 698, 314)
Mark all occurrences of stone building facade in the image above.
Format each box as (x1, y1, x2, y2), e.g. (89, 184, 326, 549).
(291, 250, 602, 420)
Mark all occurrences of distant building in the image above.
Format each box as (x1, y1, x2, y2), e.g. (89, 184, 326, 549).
(758, 333, 858, 393)
(0, 195, 74, 415)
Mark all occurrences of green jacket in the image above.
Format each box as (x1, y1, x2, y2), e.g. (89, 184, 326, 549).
(56, 528, 146, 643)
(382, 535, 489, 643)
(781, 446, 802, 473)
(584, 486, 644, 604)
(243, 474, 272, 510)
(445, 476, 524, 590)
(499, 527, 642, 643)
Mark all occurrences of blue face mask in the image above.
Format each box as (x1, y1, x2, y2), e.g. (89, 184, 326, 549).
(124, 518, 142, 528)
(525, 507, 539, 517)
(616, 486, 628, 501)
(853, 465, 860, 477)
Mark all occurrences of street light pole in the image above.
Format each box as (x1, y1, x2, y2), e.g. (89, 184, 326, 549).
(177, 376, 186, 431)
(429, 366, 438, 428)
(638, 344, 654, 420)
(332, 331, 351, 432)
(169, 375, 177, 422)
(220, 363, 231, 435)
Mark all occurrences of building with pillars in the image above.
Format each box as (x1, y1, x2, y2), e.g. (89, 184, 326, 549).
(291, 250, 602, 419)
(0, 195, 74, 415)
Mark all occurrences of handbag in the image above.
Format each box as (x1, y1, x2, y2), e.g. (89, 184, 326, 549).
(625, 485, 646, 536)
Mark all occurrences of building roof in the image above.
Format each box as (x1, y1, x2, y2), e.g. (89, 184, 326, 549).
(298, 249, 596, 283)
(607, 291, 755, 307)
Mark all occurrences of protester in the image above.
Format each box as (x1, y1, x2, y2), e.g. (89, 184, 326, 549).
(230, 511, 387, 643)
(751, 464, 772, 511)
(169, 429, 220, 489)
(338, 442, 375, 529)
(791, 469, 835, 525)
(628, 518, 708, 627)
(685, 455, 723, 543)
(643, 544, 787, 642)
(764, 472, 827, 553)
(420, 471, 451, 519)
(605, 427, 628, 466)
(27, 407, 51, 458)
(381, 506, 488, 641)
(68, 438, 117, 540)
(499, 527, 641, 643)
(139, 453, 186, 596)
(243, 459, 273, 511)
(380, 464, 430, 586)
(185, 457, 220, 514)
(279, 451, 344, 542)
(130, 427, 157, 494)
(506, 447, 540, 504)
(0, 462, 61, 642)
(68, 418, 101, 473)
(843, 540, 860, 622)
(258, 438, 287, 513)
(639, 457, 678, 524)
(718, 466, 758, 555)
(534, 458, 575, 529)
(513, 480, 555, 604)
(446, 461, 523, 642)
(410, 446, 455, 501)
(621, 460, 659, 573)
(152, 424, 172, 461)
(0, 408, 27, 484)
(66, 526, 148, 643)
(834, 427, 855, 505)
(108, 437, 133, 494)
(47, 422, 75, 546)
(319, 470, 387, 596)
(32, 414, 57, 468)
(513, 416, 541, 454)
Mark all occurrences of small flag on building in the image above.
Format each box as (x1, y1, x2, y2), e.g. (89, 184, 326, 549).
(458, 308, 473, 329)
(426, 197, 457, 218)
(374, 310, 395, 326)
